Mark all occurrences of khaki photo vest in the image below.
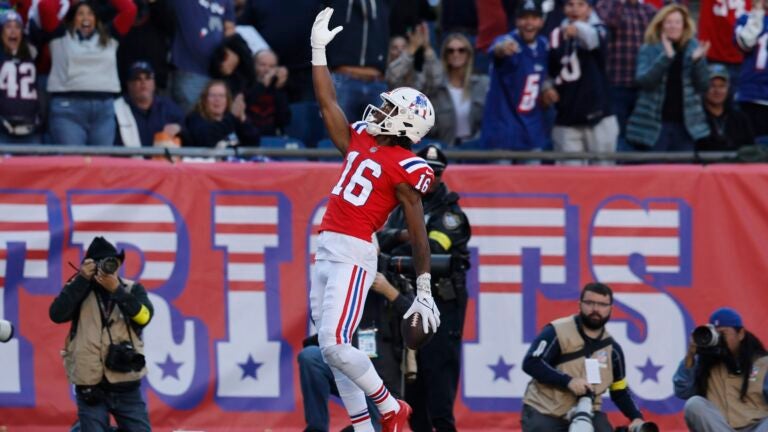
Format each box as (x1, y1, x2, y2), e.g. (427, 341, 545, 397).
(706, 356, 768, 429)
(61, 286, 146, 385)
(523, 315, 615, 418)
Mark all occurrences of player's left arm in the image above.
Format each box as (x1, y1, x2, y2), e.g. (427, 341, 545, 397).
(396, 183, 430, 275)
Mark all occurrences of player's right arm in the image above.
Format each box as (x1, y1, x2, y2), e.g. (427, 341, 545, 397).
(311, 8, 351, 154)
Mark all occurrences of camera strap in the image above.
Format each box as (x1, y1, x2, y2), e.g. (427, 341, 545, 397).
(554, 337, 614, 367)
(95, 291, 137, 348)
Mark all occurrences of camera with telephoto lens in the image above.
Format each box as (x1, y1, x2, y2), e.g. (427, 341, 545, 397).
(377, 254, 453, 279)
(568, 393, 595, 432)
(0, 319, 14, 343)
(693, 324, 721, 348)
(97, 256, 120, 274)
(105, 341, 146, 372)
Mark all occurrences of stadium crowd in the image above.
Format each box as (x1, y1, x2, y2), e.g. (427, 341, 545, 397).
(0, 0, 765, 162)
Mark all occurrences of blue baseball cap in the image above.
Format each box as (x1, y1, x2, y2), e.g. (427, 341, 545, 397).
(709, 307, 743, 328)
(0, 9, 23, 27)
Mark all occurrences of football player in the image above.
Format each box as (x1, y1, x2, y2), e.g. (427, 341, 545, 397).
(309, 7, 440, 432)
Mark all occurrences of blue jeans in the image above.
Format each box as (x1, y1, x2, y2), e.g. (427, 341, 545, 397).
(611, 86, 638, 152)
(49, 97, 116, 146)
(74, 386, 150, 432)
(331, 73, 387, 123)
(298, 345, 380, 432)
(653, 121, 694, 152)
(171, 70, 210, 114)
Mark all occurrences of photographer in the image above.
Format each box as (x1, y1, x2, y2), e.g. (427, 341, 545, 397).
(673, 307, 768, 432)
(298, 272, 414, 431)
(521, 283, 644, 431)
(50, 237, 153, 432)
(377, 145, 471, 432)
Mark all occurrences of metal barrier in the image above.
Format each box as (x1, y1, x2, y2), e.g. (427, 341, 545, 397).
(0, 144, 741, 163)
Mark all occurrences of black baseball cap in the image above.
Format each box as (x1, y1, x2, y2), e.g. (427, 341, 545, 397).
(127, 61, 155, 81)
(417, 145, 448, 175)
(517, 0, 543, 16)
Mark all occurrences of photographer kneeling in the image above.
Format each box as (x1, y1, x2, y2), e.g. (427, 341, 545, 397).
(521, 283, 645, 431)
(50, 237, 153, 431)
(673, 307, 768, 432)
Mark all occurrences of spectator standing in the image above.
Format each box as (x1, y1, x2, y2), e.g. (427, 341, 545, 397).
(480, 0, 549, 156)
(389, 0, 435, 38)
(40, 0, 137, 146)
(167, 0, 235, 113)
(386, 24, 443, 94)
(184, 80, 259, 148)
(428, 33, 489, 147)
(116, 0, 173, 91)
(320, 0, 390, 122)
(244, 49, 291, 136)
(238, 0, 321, 102)
(210, 33, 255, 98)
(735, 0, 768, 140)
(698, 64, 754, 151)
(627, 4, 711, 152)
(0, 9, 41, 144)
(698, 0, 749, 91)
(115, 62, 185, 148)
(595, 0, 656, 152)
(548, 0, 617, 165)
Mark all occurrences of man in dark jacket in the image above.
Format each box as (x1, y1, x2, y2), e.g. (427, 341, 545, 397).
(50, 236, 154, 432)
(697, 64, 754, 152)
(377, 145, 471, 432)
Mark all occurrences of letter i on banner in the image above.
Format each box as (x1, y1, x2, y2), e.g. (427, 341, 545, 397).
(0, 191, 63, 406)
(212, 192, 293, 411)
(461, 194, 579, 411)
(67, 191, 209, 409)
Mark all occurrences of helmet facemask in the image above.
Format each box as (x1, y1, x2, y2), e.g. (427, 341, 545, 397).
(363, 101, 398, 137)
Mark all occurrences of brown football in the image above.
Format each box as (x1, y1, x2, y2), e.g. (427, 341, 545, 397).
(401, 312, 436, 350)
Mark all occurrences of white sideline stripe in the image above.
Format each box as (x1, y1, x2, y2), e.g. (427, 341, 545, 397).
(71, 204, 174, 222)
(0, 205, 48, 222)
(464, 208, 565, 226)
(594, 209, 679, 227)
(214, 206, 278, 224)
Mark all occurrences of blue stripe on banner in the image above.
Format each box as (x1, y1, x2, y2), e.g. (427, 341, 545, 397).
(341, 267, 362, 343)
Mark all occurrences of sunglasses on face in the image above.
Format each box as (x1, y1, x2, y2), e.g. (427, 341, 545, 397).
(446, 47, 468, 54)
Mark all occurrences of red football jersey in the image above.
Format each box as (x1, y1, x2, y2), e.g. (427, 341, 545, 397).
(699, 0, 751, 64)
(320, 122, 435, 242)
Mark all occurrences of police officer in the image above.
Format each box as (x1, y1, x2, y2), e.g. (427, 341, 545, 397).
(377, 145, 471, 432)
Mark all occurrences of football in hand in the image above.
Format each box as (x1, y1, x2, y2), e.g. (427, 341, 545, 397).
(401, 312, 435, 350)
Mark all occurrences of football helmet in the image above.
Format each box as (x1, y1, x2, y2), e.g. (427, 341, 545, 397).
(362, 87, 435, 144)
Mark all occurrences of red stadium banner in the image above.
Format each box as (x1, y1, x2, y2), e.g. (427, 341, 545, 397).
(0, 157, 767, 431)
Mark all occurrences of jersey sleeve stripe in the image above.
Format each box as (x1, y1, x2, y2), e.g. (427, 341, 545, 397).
(352, 121, 368, 134)
(399, 157, 433, 174)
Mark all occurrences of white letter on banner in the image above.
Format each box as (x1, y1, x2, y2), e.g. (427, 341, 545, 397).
(68, 192, 206, 408)
(0, 192, 62, 406)
(213, 193, 292, 409)
(589, 198, 691, 406)
(460, 195, 579, 409)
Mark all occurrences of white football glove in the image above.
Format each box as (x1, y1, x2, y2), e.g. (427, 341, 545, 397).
(404, 273, 441, 334)
(310, 7, 344, 66)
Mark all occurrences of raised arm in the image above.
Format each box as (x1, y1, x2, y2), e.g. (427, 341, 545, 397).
(311, 8, 351, 154)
